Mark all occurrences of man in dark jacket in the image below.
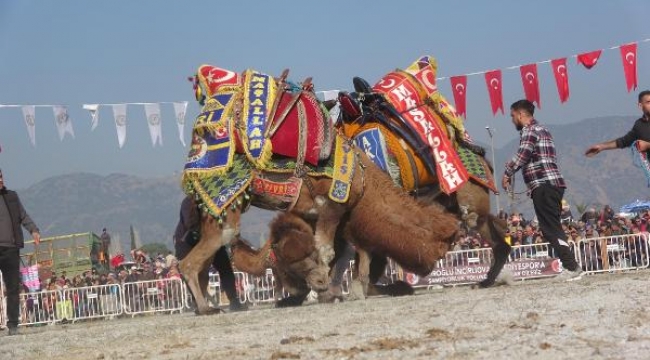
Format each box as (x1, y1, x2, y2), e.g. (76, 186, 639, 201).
(0, 169, 41, 335)
(585, 90, 650, 156)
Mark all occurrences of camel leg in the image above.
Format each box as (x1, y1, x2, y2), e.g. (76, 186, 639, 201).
(349, 249, 371, 300)
(313, 198, 346, 267)
(180, 208, 242, 315)
(477, 214, 512, 288)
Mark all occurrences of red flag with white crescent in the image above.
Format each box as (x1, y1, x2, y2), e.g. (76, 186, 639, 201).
(484, 70, 503, 115)
(449, 75, 467, 118)
(577, 50, 602, 69)
(519, 63, 541, 108)
(551, 58, 570, 103)
(619, 43, 638, 92)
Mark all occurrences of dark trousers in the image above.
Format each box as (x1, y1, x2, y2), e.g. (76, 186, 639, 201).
(175, 239, 238, 302)
(531, 184, 578, 271)
(0, 247, 20, 328)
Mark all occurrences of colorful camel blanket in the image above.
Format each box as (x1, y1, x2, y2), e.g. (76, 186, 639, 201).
(184, 152, 337, 217)
(632, 140, 650, 187)
(456, 146, 498, 193)
(372, 64, 469, 194)
(184, 153, 254, 217)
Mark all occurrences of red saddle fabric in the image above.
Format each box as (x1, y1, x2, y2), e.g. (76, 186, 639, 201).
(270, 91, 329, 166)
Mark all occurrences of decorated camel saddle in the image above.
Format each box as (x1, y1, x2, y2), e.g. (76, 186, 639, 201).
(182, 65, 356, 218)
(336, 55, 497, 195)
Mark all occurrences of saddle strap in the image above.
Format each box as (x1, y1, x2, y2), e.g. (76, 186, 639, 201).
(294, 100, 308, 177)
(264, 69, 290, 137)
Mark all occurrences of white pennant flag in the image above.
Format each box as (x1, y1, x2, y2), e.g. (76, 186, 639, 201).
(144, 103, 163, 147)
(112, 104, 128, 148)
(52, 105, 75, 141)
(83, 104, 100, 131)
(21, 105, 36, 146)
(173, 101, 188, 147)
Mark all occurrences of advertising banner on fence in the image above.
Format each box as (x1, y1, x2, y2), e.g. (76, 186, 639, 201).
(404, 258, 562, 287)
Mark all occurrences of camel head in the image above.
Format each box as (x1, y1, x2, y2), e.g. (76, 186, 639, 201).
(269, 213, 329, 292)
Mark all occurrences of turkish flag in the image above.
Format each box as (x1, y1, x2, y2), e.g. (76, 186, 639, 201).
(619, 42, 638, 92)
(551, 58, 570, 103)
(450, 75, 467, 118)
(577, 50, 602, 69)
(484, 70, 503, 115)
(519, 63, 541, 108)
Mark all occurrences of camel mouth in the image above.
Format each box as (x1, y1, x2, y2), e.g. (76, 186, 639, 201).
(306, 269, 330, 291)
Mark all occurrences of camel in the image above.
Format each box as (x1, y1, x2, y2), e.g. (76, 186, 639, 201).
(230, 212, 330, 308)
(180, 146, 459, 314)
(231, 212, 414, 307)
(179, 64, 461, 314)
(326, 68, 510, 294)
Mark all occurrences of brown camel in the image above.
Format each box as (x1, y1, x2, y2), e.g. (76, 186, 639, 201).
(330, 75, 510, 293)
(180, 147, 459, 314)
(231, 212, 415, 307)
(231, 212, 330, 307)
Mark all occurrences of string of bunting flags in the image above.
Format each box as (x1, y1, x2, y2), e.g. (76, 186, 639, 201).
(0, 102, 189, 148)
(437, 38, 650, 118)
(1, 37, 647, 149)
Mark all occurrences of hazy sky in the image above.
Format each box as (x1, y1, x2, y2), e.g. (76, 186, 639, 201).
(1, 1, 649, 187)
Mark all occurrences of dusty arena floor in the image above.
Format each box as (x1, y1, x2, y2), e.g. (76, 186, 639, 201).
(2, 271, 650, 360)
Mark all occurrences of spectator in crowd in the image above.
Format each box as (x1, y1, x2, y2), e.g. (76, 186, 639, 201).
(0, 168, 41, 335)
(581, 208, 598, 226)
(599, 205, 615, 223)
(502, 99, 582, 281)
(560, 200, 573, 225)
(585, 226, 598, 239)
(100, 228, 111, 262)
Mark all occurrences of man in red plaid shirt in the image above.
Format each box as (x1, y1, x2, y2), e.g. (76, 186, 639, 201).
(502, 100, 582, 281)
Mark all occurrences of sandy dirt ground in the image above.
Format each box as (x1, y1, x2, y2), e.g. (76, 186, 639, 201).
(2, 270, 650, 360)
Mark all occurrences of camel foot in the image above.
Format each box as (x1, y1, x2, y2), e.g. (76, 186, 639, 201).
(229, 301, 249, 312)
(276, 294, 308, 308)
(348, 279, 366, 301)
(318, 285, 344, 303)
(194, 307, 223, 315)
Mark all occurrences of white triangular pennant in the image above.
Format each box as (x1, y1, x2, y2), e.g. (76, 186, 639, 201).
(112, 104, 128, 148)
(52, 105, 75, 141)
(144, 103, 163, 147)
(21, 105, 36, 146)
(83, 104, 100, 131)
(173, 101, 188, 147)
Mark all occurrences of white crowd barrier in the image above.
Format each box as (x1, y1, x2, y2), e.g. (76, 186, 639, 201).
(575, 233, 649, 274)
(1, 232, 648, 327)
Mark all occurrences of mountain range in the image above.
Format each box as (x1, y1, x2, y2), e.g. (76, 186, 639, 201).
(16, 115, 650, 250)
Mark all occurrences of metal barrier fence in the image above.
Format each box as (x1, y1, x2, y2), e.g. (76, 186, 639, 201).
(1, 232, 648, 327)
(575, 233, 649, 274)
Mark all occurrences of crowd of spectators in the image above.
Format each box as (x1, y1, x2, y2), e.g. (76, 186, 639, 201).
(448, 201, 650, 270)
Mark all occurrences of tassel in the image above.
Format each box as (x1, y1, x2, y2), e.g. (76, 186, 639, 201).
(631, 141, 650, 187)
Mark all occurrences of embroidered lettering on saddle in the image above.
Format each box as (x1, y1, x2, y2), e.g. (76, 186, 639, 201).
(337, 55, 496, 194)
(182, 64, 352, 218)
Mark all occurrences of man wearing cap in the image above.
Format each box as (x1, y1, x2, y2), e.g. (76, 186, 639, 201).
(0, 169, 41, 335)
